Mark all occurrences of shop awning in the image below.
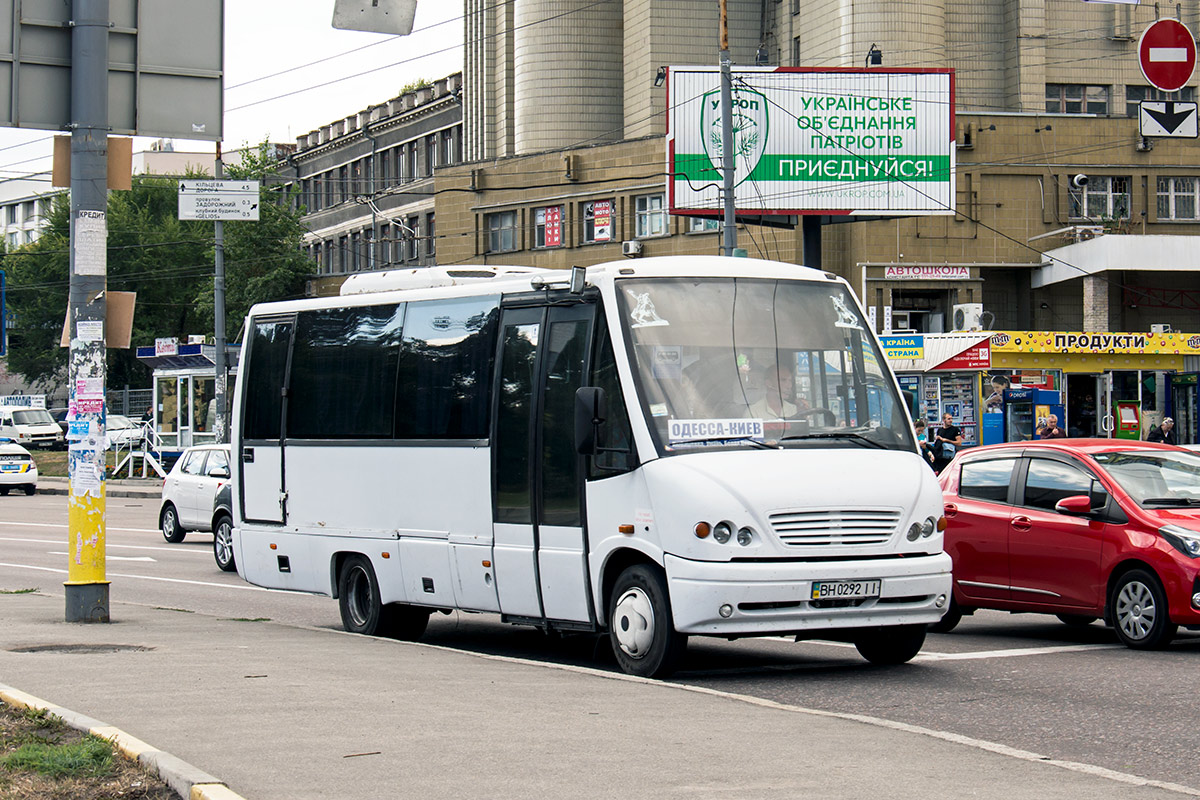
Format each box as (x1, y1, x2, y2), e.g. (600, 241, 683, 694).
(885, 332, 991, 372)
(1035, 234, 1200, 288)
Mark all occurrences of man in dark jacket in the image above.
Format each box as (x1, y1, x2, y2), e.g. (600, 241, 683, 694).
(1146, 417, 1177, 445)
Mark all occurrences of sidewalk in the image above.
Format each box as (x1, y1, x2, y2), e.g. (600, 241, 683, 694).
(2, 592, 1196, 800)
(37, 475, 162, 498)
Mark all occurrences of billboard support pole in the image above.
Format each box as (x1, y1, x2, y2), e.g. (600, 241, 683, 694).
(64, 0, 110, 623)
(719, 0, 737, 257)
(213, 143, 228, 443)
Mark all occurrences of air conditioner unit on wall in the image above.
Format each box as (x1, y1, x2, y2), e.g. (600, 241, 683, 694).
(952, 303, 985, 332)
(621, 240, 643, 257)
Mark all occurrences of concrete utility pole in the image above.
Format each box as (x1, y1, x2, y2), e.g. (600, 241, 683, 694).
(64, 0, 110, 623)
(719, 0, 737, 257)
(214, 144, 228, 443)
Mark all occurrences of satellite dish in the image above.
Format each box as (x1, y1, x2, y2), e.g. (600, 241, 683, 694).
(332, 0, 417, 36)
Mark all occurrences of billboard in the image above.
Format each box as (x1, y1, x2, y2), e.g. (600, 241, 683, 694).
(0, 0, 223, 141)
(668, 67, 955, 216)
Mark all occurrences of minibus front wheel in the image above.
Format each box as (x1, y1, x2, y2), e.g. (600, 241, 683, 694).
(609, 564, 687, 678)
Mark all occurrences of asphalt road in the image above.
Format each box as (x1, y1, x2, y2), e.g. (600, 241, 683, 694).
(2, 492, 1198, 792)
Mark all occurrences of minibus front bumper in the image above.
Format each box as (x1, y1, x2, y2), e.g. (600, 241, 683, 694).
(664, 552, 953, 635)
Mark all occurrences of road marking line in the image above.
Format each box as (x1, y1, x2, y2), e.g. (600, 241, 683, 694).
(764, 636, 1123, 660)
(915, 643, 1126, 661)
(0, 520, 158, 534)
(0, 536, 209, 555)
(0, 562, 282, 592)
(47, 552, 156, 562)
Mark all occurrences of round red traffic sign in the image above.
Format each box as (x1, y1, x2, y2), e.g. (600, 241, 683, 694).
(1139, 18, 1197, 92)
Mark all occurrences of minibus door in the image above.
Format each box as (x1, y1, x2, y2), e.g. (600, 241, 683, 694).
(492, 303, 594, 624)
(239, 316, 292, 524)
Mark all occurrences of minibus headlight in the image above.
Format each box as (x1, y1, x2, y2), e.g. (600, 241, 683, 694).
(713, 521, 733, 544)
(922, 517, 937, 538)
(906, 523, 922, 541)
(736, 527, 754, 547)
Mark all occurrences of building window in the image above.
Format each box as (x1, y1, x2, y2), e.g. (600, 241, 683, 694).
(338, 236, 348, 272)
(21, 201, 33, 220)
(442, 130, 456, 166)
(351, 160, 362, 196)
(425, 135, 437, 176)
(338, 166, 349, 203)
(406, 143, 418, 181)
(1045, 84, 1109, 115)
(791, 37, 802, 66)
(378, 150, 390, 185)
(689, 216, 720, 233)
(582, 199, 614, 243)
(534, 205, 564, 248)
(487, 210, 518, 253)
(635, 194, 667, 238)
(6, 231, 17, 248)
(5, 206, 15, 225)
(407, 216, 420, 261)
(425, 212, 436, 256)
(325, 172, 335, 207)
(1127, 86, 1196, 117)
(324, 241, 334, 275)
(350, 232, 361, 271)
(1069, 176, 1130, 219)
(1157, 176, 1200, 220)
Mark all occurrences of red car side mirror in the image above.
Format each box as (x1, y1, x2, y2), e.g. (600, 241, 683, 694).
(1054, 495, 1093, 515)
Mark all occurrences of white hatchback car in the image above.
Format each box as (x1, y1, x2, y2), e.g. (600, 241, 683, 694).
(159, 444, 231, 543)
(0, 438, 37, 496)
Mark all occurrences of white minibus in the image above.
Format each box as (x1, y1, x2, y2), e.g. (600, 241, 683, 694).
(231, 257, 952, 677)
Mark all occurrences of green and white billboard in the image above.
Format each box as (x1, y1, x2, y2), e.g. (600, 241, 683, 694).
(668, 67, 955, 216)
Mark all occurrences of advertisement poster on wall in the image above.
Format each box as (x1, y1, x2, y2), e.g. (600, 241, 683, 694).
(593, 200, 612, 242)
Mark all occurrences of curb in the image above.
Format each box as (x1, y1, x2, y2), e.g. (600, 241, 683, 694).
(0, 684, 247, 800)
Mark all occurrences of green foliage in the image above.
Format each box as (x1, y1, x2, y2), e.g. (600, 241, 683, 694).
(1, 734, 113, 779)
(3, 142, 314, 388)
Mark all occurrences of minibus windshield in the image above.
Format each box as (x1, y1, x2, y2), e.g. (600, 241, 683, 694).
(617, 277, 914, 456)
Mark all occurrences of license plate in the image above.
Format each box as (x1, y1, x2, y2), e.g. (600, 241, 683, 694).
(0, 465, 18, 472)
(811, 579, 881, 600)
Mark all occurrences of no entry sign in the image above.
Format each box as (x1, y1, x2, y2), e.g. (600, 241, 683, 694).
(1139, 18, 1197, 92)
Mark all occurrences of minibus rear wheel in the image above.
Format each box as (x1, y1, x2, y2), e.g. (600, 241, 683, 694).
(608, 564, 687, 678)
(338, 554, 429, 640)
(854, 624, 927, 665)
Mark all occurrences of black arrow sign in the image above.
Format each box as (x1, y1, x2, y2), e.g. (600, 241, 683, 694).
(1145, 101, 1194, 134)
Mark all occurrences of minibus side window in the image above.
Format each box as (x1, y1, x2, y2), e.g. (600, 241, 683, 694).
(590, 323, 635, 476)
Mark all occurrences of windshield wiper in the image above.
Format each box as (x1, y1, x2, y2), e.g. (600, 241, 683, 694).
(1141, 497, 1200, 507)
(780, 432, 889, 449)
(672, 436, 779, 450)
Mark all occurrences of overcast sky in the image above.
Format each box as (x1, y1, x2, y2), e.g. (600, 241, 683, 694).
(0, 1, 463, 179)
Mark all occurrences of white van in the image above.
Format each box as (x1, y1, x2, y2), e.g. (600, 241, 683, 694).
(0, 406, 65, 450)
(231, 258, 952, 677)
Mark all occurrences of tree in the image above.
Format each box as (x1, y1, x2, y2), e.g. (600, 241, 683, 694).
(3, 144, 314, 389)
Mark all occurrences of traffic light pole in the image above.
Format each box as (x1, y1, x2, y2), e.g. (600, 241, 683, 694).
(64, 0, 110, 623)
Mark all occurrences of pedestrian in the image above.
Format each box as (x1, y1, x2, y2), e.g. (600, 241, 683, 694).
(1146, 417, 1177, 445)
(1038, 413, 1067, 439)
(931, 412, 963, 473)
(141, 405, 153, 423)
(914, 418, 936, 469)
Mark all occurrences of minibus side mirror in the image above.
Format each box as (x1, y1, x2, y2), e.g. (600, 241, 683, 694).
(1054, 495, 1093, 516)
(575, 386, 607, 455)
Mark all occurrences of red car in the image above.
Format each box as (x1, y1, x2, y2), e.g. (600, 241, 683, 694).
(935, 439, 1200, 649)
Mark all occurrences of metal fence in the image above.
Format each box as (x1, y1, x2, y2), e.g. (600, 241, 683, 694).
(106, 388, 153, 418)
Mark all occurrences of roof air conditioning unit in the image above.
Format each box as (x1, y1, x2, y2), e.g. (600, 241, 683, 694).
(1151, 323, 1172, 334)
(621, 240, 643, 257)
(952, 303, 985, 331)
